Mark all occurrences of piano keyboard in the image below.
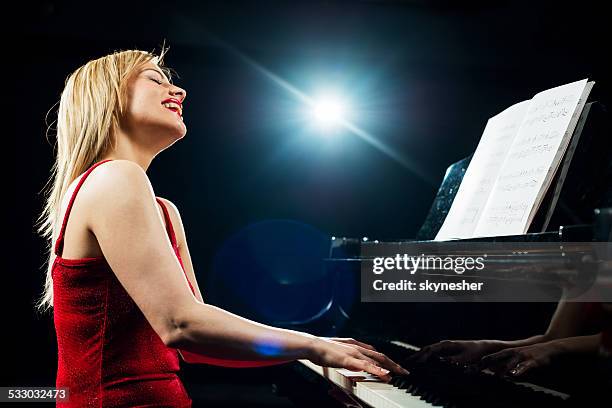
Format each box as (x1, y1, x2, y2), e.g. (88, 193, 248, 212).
(300, 359, 436, 407)
(298, 340, 570, 408)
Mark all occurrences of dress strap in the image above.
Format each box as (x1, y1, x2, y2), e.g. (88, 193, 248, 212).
(54, 159, 114, 257)
(155, 198, 179, 249)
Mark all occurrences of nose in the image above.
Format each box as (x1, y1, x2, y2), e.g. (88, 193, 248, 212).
(170, 85, 187, 104)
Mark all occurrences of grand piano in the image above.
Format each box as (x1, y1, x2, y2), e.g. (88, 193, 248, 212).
(273, 101, 612, 407)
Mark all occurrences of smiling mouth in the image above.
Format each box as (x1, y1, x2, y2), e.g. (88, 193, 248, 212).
(161, 98, 184, 119)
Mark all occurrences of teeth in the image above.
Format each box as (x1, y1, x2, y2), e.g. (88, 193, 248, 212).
(162, 102, 182, 116)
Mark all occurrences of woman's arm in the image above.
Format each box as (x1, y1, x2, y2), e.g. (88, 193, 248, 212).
(156, 198, 384, 367)
(87, 160, 405, 377)
(157, 198, 291, 367)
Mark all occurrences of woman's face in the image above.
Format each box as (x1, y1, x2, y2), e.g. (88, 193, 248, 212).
(122, 61, 187, 149)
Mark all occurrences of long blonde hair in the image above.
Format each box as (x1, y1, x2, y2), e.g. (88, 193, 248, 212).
(35, 47, 173, 313)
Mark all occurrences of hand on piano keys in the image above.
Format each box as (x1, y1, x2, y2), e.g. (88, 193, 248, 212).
(307, 337, 410, 381)
(298, 340, 570, 408)
(300, 343, 439, 408)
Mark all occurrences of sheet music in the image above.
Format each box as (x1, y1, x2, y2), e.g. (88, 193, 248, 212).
(473, 79, 593, 237)
(435, 100, 531, 240)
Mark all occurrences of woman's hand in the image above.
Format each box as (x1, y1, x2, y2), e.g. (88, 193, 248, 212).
(478, 343, 559, 377)
(308, 337, 408, 381)
(408, 340, 503, 365)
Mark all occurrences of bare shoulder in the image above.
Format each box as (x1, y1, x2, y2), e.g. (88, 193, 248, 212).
(87, 159, 150, 189)
(81, 160, 153, 204)
(73, 159, 159, 232)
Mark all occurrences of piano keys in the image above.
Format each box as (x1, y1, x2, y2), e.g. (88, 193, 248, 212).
(297, 339, 570, 408)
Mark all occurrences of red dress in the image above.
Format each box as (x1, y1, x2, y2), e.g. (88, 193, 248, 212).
(53, 160, 287, 407)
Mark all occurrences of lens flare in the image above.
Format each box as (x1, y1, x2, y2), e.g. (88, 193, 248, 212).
(311, 96, 349, 131)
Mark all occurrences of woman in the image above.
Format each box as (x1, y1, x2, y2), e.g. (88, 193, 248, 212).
(36, 48, 407, 407)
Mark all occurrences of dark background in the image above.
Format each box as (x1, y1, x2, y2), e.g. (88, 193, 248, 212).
(8, 0, 611, 405)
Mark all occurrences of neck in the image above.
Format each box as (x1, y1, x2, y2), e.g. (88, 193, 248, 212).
(100, 130, 155, 172)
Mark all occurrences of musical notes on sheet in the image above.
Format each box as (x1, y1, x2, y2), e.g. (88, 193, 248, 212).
(436, 79, 593, 240)
(435, 100, 530, 240)
(474, 79, 592, 237)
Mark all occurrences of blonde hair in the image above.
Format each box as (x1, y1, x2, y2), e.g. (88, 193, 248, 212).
(35, 47, 174, 312)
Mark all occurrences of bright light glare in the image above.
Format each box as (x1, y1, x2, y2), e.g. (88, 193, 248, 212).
(310, 96, 349, 131)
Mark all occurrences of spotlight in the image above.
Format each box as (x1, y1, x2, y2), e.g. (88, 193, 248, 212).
(310, 95, 350, 132)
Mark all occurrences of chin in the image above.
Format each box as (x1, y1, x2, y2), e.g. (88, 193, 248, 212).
(172, 125, 188, 142)
(162, 120, 187, 140)
(173, 119, 187, 136)
(175, 126, 187, 140)
(139, 118, 187, 145)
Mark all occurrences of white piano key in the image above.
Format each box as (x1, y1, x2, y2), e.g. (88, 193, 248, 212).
(390, 340, 420, 352)
(299, 360, 361, 391)
(356, 381, 438, 408)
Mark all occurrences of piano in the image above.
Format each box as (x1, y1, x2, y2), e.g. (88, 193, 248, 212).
(272, 101, 612, 407)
